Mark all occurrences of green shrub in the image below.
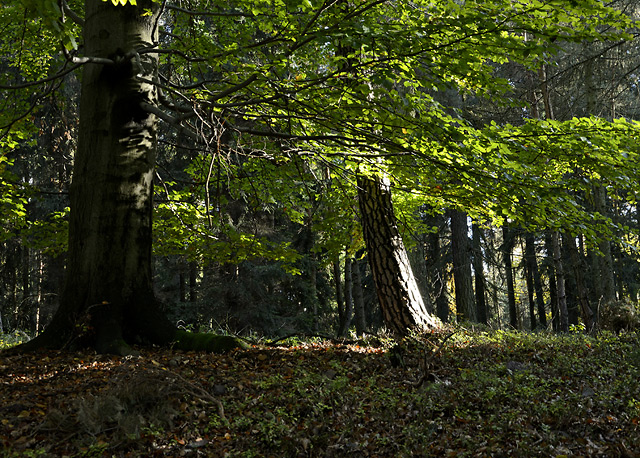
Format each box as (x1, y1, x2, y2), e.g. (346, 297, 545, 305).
(0, 330, 31, 349)
(598, 300, 640, 333)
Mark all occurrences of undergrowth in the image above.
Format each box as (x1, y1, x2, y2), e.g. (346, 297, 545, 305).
(1, 329, 639, 457)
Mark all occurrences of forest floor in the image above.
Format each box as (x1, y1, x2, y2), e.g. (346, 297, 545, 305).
(1, 329, 640, 457)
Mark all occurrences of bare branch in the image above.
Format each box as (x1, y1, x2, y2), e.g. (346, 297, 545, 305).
(60, 0, 84, 27)
(0, 61, 83, 90)
(165, 3, 250, 17)
(140, 101, 200, 142)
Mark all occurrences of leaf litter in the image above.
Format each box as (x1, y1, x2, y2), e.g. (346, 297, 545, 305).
(1, 329, 640, 457)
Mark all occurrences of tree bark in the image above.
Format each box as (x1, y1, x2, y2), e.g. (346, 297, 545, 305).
(472, 223, 488, 325)
(561, 237, 580, 326)
(552, 232, 569, 332)
(352, 255, 367, 336)
(544, 232, 560, 331)
(524, 232, 537, 330)
(565, 233, 595, 331)
(593, 186, 617, 305)
(338, 255, 354, 337)
(449, 209, 476, 322)
(357, 175, 439, 335)
(502, 226, 518, 329)
(530, 236, 548, 329)
(425, 213, 449, 322)
(13, 1, 244, 354)
(333, 259, 344, 330)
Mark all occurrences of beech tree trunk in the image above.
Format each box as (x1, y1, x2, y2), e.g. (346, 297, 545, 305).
(19, 1, 171, 354)
(357, 175, 440, 335)
(15, 1, 244, 355)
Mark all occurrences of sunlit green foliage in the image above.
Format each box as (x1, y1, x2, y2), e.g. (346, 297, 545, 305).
(0, 330, 31, 349)
(0, 158, 26, 239)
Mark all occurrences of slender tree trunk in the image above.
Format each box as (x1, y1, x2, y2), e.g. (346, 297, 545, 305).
(357, 175, 439, 335)
(472, 223, 488, 324)
(408, 241, 434, 315)
(333, 259, 344, 330)
(594, 186, 616, 305)
(189, 261, 197, 302)
(524, 233, 537, 330)
(544, 232, 559, 331)
(338, 256, 354, 337)
(352, 255, 367, 336)
(449, 209, 475, 322)
(310, 253, 319, 333)
(531, 241, 548, 329)
(552, 232, 569, 332)
(565, 234, 595, 331)
(179, 259, 187, 303)
(562, 238, 579, 326)
(425, 214, 449, 322)
(503, 226, 518, 329)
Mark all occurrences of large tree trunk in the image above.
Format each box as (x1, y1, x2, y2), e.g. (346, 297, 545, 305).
(15, 1, 242, 355)
(357, 175, 439, 335)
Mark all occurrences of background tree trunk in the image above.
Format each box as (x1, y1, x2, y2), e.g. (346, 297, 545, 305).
(565, 234, 595, 331)
(352, 255, 367, 336)
(544, 232, 560, 331)
(594, 186, 617, 305)
(338, 256, 354, 337)
(553, 232, 569, 332)
(472, 223, 488, 325)
(524, 232, 537, 330)
(503, 226, 518, 329)
(530, 237, 548, 329)
(357, 175, 439, 335)
(449, 209, 476, 322)
(333, 259, 344, 331)
(425, 213, 449, 322)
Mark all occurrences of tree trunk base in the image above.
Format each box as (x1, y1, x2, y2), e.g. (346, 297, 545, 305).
(5, 299, 249, 355)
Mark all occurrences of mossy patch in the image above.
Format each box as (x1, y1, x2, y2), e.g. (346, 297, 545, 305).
(172, 330, 250, 353)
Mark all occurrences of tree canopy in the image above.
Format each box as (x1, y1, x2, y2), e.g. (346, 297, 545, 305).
(1, 0, 640, 347)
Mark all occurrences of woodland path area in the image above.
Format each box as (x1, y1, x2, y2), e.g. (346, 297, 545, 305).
(2, 330, 640, 457)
